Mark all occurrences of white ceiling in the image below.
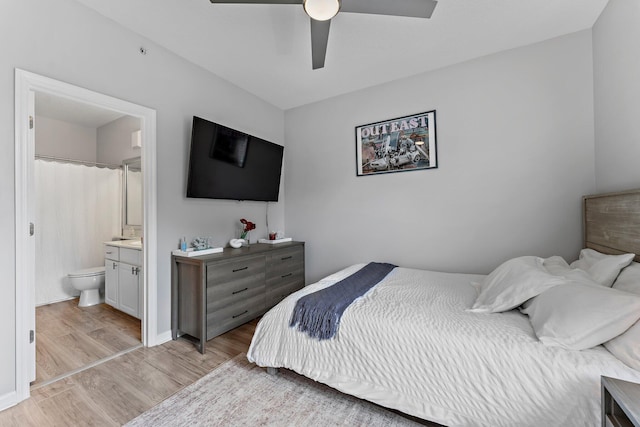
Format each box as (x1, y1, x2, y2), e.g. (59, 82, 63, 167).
(35, 92, 126, 128)
(74, 0, 609, 110)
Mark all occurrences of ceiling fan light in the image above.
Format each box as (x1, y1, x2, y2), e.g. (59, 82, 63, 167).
(304, 0, 340, 21)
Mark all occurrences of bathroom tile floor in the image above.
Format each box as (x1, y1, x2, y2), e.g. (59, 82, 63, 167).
(0, 318, 257, 426)
(33, 299, 142, 387)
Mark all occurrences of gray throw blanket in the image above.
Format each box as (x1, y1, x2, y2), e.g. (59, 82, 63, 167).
(289, 262, 397, 340)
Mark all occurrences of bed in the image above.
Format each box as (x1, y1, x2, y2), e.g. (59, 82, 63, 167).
(247, 189, 640, 427)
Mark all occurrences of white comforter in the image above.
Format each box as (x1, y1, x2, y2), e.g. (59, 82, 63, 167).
(247, 264, 640, 427)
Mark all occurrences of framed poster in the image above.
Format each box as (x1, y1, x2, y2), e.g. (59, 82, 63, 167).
(355, 110, 437, 176)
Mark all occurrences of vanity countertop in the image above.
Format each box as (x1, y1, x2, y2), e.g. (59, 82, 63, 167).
(105, 239, 142, 250)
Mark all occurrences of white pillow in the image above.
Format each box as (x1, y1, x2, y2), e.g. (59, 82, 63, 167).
(469, 256, 565, 313)
(613, 261, 640, 294)
(519, 256, 591, 312)
(522, 278, 640, 350)
(605, 321, 640, 371)
(605, 261, 640, 371)
(543, 255, 598, 282)
(542, 255, 570, 275)
(570, 248, 635, 287)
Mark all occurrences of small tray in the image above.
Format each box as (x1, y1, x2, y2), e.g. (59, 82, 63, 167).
(257, 237, 293, 244)
(172, 247, 223, 257)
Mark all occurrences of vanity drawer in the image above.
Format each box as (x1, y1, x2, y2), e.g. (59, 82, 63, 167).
(104, 245, 119, 261)
(120, 247, 141, 265)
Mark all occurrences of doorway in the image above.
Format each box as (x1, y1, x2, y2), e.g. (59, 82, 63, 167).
(14, 69, 158, 405)
(32, 97, 143, 387)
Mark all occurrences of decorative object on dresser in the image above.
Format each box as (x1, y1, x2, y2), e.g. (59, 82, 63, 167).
(258, 237, 293, 244)
(238, 218, 256, 246)
(601, 376, 640, 427)
(171, 241, 304, 353)
(172, 236, 223, 257)
(229, 239, 243, 249)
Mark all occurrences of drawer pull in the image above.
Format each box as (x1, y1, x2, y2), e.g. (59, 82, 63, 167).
(281, 256, 293, 261)
(232, 266, 248, 273)
(281, 273, 292, 278)
(232, 287, 249, 295)
(232, 310, 249, 319)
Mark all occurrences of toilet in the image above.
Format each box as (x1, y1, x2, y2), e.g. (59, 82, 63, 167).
(68, 266, 105, 307)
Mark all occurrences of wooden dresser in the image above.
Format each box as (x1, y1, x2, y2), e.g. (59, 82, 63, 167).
(171, 241, 305, 353)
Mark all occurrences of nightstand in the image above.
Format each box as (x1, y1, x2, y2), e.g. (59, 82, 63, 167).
(601, 376, 640, 427)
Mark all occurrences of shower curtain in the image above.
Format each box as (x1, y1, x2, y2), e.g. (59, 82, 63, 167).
(35, 159, 122, 306)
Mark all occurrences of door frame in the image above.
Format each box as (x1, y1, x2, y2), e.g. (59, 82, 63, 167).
(14, 69, 158, 403)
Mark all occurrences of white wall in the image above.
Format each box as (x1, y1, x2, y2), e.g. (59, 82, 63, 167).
(34, 116, 97, 162)
(97, 115, 142, 165)
(0, 0, 284, 401)
(285, 31, 596, 283)
(593, 0, 640, 192)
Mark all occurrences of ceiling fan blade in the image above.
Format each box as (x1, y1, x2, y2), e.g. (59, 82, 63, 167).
(310, 18, 330, 70)
(209, 0, 301, 4)
(340, 0, 437, 19)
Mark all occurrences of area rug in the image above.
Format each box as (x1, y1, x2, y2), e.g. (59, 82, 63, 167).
(125, 353, 425, 426)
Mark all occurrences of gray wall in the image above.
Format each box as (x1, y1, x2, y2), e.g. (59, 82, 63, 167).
(97, 115, 142, 165)
(1, 0, 284, 399)
(284, 31, 596, 283)
(593, 0, 640, 192)
(34, 116, 97, 162)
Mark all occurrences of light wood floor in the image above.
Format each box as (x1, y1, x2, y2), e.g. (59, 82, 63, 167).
(0, 318, 258, 426)
(33, 299, 142, 386)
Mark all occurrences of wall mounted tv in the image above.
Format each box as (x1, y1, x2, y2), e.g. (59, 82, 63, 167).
(187, 116, 284, 202)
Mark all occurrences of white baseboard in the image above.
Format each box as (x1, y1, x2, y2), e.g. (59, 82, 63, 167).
(153, 330, 173, 346)
(0, 390, 18, 412)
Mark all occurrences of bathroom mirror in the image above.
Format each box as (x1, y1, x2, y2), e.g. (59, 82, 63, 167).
(123, 157, 142, 234)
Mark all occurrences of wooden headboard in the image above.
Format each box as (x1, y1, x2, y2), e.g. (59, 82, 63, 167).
(583, 189, 640, 263)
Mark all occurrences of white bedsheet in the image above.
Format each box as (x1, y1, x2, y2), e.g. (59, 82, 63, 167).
(248, 264, 640, 426)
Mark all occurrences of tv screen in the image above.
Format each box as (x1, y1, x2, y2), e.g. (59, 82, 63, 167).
(187, 116, 284, 202)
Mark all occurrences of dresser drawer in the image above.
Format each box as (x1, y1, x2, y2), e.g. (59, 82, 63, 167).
(206, 255, 265, 311)
(206, 292, 265, 340)
(207, 255, 265, 286)
(207, 280, 264, 312)
(104, 245, 119, 261)
(266, 275, 304, 308)
(266, 247, 304, 280)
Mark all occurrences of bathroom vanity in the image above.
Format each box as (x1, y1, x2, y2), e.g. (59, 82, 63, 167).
(104, 240, 143, 319)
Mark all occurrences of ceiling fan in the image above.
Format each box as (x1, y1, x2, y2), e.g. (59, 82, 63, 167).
(209, 0, 438, 70)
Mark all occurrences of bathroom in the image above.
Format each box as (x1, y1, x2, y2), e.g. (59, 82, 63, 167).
(33, 92, 143, 387)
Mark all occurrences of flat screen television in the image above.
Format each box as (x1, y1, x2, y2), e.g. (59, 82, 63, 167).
(187, 116, 284, 202)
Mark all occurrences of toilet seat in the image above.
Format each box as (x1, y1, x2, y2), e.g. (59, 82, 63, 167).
(68, 266, 105, 278)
